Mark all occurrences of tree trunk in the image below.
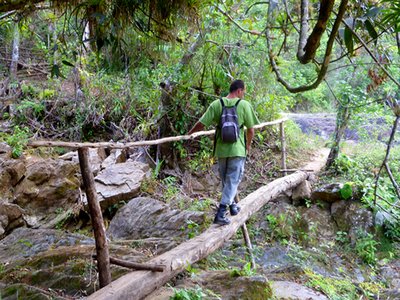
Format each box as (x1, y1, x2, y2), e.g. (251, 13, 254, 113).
(88, 171, 308, 300)
(9, 20, 20, 82)
(326, 103, 350, 168)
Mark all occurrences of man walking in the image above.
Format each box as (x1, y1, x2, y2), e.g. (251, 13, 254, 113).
(188, 80, 260, 225)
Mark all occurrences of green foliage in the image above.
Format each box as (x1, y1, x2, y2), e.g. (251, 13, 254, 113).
(170, 286, 206, 300)
(284, 120, 323, 155)
(383, 220, 400, 241)
(333, 154, 356, 174)
(265, 213, 294, 242)
(188, 198, 213, 212)
(335, 231, 349, 244)
(4, 126, 30, 158)
(339, 182, 353, 200)
(187, 140, 214, 172)
(305, 268, 358, 300)
(229, 262, 255, 277)
(330, 142, 400, 243)
(185, 220, 200, 239)
(355, 233, 379, 265)
(162, 176, 180, 202)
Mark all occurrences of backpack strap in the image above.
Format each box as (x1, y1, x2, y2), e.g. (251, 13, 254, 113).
(214, 98, 225, 156)
(220, 98, 225, 108)
(234, 99, 241, 107)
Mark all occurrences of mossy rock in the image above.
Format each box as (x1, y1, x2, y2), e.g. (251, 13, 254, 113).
(0, 283, 64, 299)
(175, 270, 272, 300)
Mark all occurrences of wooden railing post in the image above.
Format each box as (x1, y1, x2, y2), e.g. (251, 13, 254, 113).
(235, 194, 256, 269)
(280, 121, 287, 176)
(78, 147, 111, 287)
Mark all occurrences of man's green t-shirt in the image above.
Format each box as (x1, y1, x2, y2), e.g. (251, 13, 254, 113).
(199, 97, 260, 158)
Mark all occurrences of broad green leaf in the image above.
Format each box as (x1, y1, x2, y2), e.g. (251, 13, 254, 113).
(62, 60, 75, 67)
(344, 27, 354, 55)
(50, 64, 65, 78)
(364, 19, 378, 43)
(340, 183, 353, 200)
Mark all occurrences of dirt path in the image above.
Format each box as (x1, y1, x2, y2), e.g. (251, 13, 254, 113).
(301, 147, 330, 173)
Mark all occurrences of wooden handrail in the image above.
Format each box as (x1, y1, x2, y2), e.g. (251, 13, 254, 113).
(27, 118, 288, 149)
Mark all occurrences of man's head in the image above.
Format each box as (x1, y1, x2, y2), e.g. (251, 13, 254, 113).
(229, 80, 245, 98)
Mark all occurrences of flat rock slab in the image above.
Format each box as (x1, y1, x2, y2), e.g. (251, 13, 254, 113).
(270, 280, 328, 300)
(0, 227, 94, 266)
(108, 197, 205, 240)
(89, 161, 150, 209)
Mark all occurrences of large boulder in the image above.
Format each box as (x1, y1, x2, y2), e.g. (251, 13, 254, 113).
(0, 142, 12, 156)
(60, 148, 107, 176)
(297, 205, 336, 242)
(0, 156, 26, 200)
(108, 197, 205, 240)
(311, 183, 343, 203)
(331, 200, 374, 243)
(100, 149, 127, 170)
(292, 180, 312, 202)
(0, 228, 146, 299)
(270, 281, 328, 300)
(91, 161, 150, 209)
(149, 270, 273, 300)
(14, 158, 80, 227)
(379, 259, 400, 291)
(0, 227, 94, 264)
(0, 202, 25, 238)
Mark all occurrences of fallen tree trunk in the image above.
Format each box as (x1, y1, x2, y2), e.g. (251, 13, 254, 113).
(88, 171, 309, 300)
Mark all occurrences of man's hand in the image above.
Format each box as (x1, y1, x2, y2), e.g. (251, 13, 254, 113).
(188, 121, 205, 136)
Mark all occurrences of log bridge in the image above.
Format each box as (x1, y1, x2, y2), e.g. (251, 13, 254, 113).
(88, 170, 308, 300)
(28, 118, 296, 298)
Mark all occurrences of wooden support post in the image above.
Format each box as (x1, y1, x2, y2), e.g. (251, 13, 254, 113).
(95, 256, 165, 272)
(78, 147, 111, 287)
(280, 121, 287, 176)
(235, 194, 256, 269)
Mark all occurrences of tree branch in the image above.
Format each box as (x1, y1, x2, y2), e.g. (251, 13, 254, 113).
(266, 0, 348, 93)
(374, 116, 400, 204)
(297, 0, 309, 61)
(342, 20, 400, 88)
(216, 6, 262, 36)
(299, 0, 335, 64)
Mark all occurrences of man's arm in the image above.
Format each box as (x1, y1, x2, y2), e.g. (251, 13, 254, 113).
(188, 121, 205, 135)
(246, 127, 254, 154)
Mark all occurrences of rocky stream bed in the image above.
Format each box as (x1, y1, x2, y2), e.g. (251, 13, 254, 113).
(0, 115, 399, 299)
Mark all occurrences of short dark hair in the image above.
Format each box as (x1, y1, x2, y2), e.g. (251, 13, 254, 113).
(229, 80, 245, 93)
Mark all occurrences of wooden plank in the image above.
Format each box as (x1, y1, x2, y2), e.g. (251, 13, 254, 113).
(28, 118, 288, 149)
(88, 171, 308, 300)
(78, 147, 111, 287)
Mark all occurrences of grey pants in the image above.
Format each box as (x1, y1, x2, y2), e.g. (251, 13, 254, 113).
(218, 157, 246, 206)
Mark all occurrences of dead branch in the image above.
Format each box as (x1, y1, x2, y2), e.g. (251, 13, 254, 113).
(97, 256, 165, 272)
(374, 115, 400, 204)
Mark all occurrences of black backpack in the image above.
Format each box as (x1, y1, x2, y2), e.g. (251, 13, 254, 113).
(219, 98, 241, 143)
